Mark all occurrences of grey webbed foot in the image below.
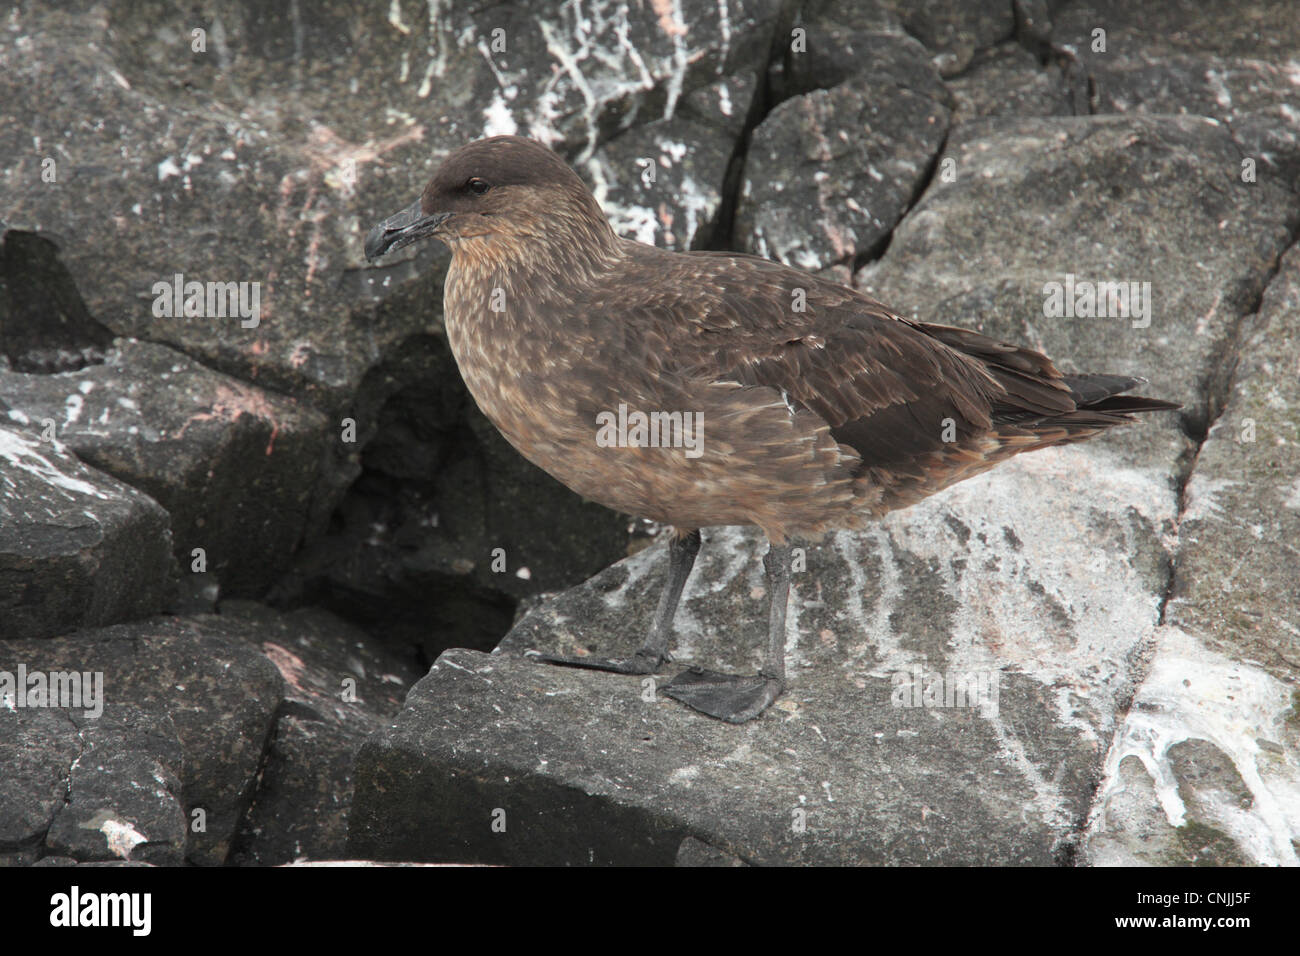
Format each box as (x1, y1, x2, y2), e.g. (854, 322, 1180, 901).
(662, 668, 784, 723)
(526, 532, 793, 724)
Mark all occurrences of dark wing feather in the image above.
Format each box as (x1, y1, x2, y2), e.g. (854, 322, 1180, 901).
(601, 244, 1178, 497)
(645, 250, 1024, 472)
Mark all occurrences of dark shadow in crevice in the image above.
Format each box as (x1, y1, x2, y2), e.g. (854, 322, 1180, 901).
(0, 231, 115, 374)
(265, 332, 517, 668)
(701, 0, 797, 252)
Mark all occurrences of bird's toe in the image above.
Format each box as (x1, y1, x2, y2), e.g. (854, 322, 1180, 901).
(526, 649, 664, 675)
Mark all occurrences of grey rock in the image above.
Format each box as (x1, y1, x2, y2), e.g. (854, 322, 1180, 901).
(0, 0, 784, 653)
(44, 706, 187, 866)
(779, 0, 909, 98)
(0, 424, 177, 640)
(878, 0, 1015, 76)
(1012, 0, 1053, 49)
(948, 43, 1073, 125)
(1082, 247, 1300, 867)
(2, 618, 284, 865)
(0, 0, 784, 406)
(587, 74, 759, 251)
(272, 332, 632, 660)
(676, 836, 750, 866)
(218, 601, 422, 865)
(1053, 0, 1300, 185)
(1084, 626, 1298, 866)
(0, 231, 114, 374)
(0, 707, 80, 855)
(5, 0, 1298, 870)
(1166, 243, 1300, 683)
(0, 338, 336, 598)
(785, 0, 1012, 84)
(1085, 752, 1192, 866)
(738, 38, 951, 273)
(349, 107, 1300, 868)
(353, 447, 1175, 865)
(30, 857, 154, 867)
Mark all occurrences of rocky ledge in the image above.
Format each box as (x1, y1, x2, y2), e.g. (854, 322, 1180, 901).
(3, 0, 1299, 866)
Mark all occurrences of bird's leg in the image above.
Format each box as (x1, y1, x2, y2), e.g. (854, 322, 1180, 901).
(663, 540, 791, 723)
(529, 529, 701, 675)
(760, 542, 791, 688)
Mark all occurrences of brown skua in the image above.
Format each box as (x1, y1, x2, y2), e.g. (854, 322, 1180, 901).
(366, 135, 1179, 723)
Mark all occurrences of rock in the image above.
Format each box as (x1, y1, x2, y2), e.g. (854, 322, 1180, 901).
(0, 231, 114, 374)
(1012, 0, 1053, 50)
(1166, 244, 1300, 683)
(0, 0, 784, 407)
(947, 43, 1073, 124)
(878, 0, 1015, 76)
(352, 442, 1177, 865)
(1052, 0, 1300, 185)
(0, 706, 80, 859)
(4, 0, 1297, 870)
(587, 73, 759, 251)
(0, 424, 177, 640)
(738, 37, 951, 273)
(30, 857, 154, 867)
(675, 836, 749, 866)
(346, 29, 1300, 873)
(0, 338, 336, 598)
(217, 601, 423, 865)
(779, 0, 908, 99)
(1082, 246, 1300, 867)
(1, 617, 284, 864)
(1084, 627, 1298, 866)
(783, 0, 1012, 85)
(270, 333, 632, 661)
(2, 602, 427, 866)
(0, 0, 784, 658)
(43, 706, 188, 866)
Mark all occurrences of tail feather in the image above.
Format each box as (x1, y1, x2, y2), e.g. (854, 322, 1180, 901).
(1061, 374, 1181, 418)
(1063, 373, 1146, 404)
(1019, 375, 1182, 445)
(1081, 394, 1183, 415)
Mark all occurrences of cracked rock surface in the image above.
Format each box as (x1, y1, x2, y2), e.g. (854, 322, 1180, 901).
(3, 0, 1298, 866)
(350, 0, 1300, 866)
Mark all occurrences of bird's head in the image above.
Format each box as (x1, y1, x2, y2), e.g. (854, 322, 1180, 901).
(364, 135, 617, 266)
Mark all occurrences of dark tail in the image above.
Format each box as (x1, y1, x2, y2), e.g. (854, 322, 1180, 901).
(917, 323, 1182, 428)
(1062, 372, 1180, 416)
(1011, 373, 1180, 443)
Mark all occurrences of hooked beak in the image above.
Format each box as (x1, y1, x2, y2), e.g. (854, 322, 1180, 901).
(364, 199, 450, 261)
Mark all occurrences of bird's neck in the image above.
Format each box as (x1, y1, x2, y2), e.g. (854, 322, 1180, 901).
(444, 220, 623, 306)
(441, 229, 614, 459)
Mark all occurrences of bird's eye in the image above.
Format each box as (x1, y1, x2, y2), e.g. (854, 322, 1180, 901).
(467, 178, 490, 195)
